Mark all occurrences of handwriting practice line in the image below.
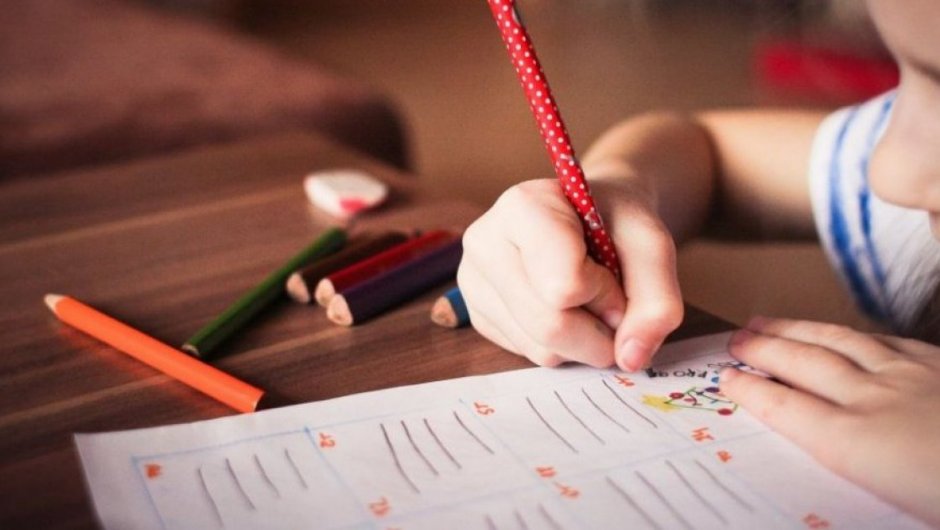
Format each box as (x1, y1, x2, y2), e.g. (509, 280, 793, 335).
(226, 457, 257, 510)
(424, 418, 462, 470)
(526, 397, 578, 454)
(666, 459, 727, 524)
(606, 476, 662, 530)
(381, 422, 420, 494)
(252, 453, 281, 499)
(637, 469, 692, 530)
(554, 390, 605, 445)
(454, 411, 495, 455)
(581, 387, 631, 434)
(198, 466, 224, 527)
(402, 420, 440, 476)
(601, 379, 658, 428)
(283, 448, 308, 490)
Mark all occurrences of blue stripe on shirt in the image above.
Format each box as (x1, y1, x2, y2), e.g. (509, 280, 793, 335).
(829, 107, 885, 319)
(858, 94, 896, 320)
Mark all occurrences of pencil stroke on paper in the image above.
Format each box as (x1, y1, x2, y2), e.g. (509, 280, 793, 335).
(198, 466, 224, 527)
(453, 410, 495, 455)
(225, 457, 257, 510)
(252, 453, 281, 499)
(694, 459, 754, 512)
(601, 379, 658, 428)
(282, 448, 308, 490)
(423, 417, 462, 470)
(401, 420, 440, 476)
(554, 390, 605, 445)
(484, 513, 497, 530)
(526, 396, 578, 454)
(665, 459, 727, 524)
(636, 469, 693, 530)
(581, 387, 631, 434)
(381, 422, 420, 494)
(606, 475, 662, 530)
(538, 502, 564, 530)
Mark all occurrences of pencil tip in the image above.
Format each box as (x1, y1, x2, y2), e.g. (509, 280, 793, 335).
(326, 296, 353, 326)
(285, 273, 311, 304)
(430, 297, 457, 328)
(44, 294, 64, 312)
(314, 279, 335, 307)
(181, 343, 201, 357)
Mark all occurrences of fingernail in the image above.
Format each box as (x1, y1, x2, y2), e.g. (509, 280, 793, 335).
(603, 310, 623, 329)
(728, 329, 754, 348)
(618, 337, 648, 372)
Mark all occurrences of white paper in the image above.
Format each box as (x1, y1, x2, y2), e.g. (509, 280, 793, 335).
(75, 333, 926, 529)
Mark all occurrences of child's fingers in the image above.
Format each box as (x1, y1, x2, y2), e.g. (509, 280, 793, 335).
(502, 181, 626, 323)
(728, 329, 870, 405)
(745, 317, 898, 372)
(460, 265, 562, 366)
(467, 306, 565, 367)
(486, 240, 616, 368)
(719, 368, 846, 468)
(871, 334, 940, 358)
(611, 215, 684, 371)
(465, 306, 520, 356)
(458, 260, 569, 367)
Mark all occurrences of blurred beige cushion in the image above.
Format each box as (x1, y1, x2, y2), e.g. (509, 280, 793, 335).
(0, 0, 409, 178)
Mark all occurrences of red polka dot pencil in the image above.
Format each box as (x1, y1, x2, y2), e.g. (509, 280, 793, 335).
(313, 230, 455, 307)
(485, 0, 622, 279)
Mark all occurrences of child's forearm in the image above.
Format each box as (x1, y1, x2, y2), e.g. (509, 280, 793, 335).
(582, 109, 827, 242)
(582, 112, 714, 242)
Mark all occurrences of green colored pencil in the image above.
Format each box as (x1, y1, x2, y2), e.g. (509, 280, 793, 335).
(183, 227, 346, 358)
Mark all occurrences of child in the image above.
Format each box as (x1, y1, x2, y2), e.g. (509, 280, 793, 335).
(457, 0, 940, 524)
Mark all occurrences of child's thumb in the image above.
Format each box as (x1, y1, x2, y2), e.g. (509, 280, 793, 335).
(611, 224, 684, 372)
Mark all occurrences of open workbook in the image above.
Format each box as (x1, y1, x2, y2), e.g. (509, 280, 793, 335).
(75, 333, 926, 529)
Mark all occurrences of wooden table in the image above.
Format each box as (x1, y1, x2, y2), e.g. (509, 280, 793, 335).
(0, 132, 732, 528)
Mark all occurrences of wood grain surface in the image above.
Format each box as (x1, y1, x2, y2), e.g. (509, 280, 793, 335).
(0, 132, 733, 528)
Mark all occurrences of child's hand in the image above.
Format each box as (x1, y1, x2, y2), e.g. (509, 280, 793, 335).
(457, 176, 683, 371)
(721, 317, 940, 527)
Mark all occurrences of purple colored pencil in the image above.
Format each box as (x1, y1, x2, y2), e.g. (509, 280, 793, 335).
(326, 239, 463, 326)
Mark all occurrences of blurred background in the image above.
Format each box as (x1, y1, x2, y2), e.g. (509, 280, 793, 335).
(248, 0, 886, 204)
(3, 0, 899, 331)
(235, 0, 893, 331)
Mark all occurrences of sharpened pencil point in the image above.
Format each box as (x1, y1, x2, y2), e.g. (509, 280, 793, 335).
(314, 279, 336, 307)
(45, 294, 65, 312)
(430, 297, 458, 328)
(285, 272, 311, 304)
(326, 295, 354, 326)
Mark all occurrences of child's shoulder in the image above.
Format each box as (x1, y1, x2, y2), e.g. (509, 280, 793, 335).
(807, 90, 940, 338)
(814, 90, 897, 161)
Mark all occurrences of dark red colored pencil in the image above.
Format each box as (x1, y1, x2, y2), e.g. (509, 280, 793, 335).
(327, 239, 463, 326)
(286, 232, 409, 304)
(314, 230, 454, 306)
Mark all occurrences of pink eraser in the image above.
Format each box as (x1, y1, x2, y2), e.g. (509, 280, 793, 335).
(303, 170, 389, 219)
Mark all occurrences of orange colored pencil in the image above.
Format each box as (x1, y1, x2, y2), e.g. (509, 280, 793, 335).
(45, 294, 264, 413)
